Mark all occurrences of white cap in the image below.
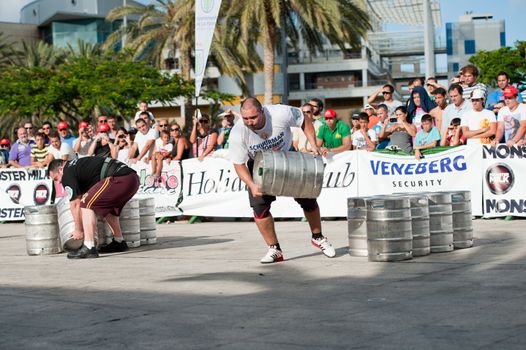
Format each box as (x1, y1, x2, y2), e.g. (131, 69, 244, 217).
(364, 104, 375, 110)
(471, 89, 485, 100)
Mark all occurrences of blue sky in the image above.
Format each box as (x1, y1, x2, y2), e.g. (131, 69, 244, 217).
(1, 0, 524, 45)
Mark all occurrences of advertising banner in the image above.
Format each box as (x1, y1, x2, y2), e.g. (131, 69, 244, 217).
(482, 144, 526, 217)
(0, 168, 52, 221)
(356, 147, 483, 215)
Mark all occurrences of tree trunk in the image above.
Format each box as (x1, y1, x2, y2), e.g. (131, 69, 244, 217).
(181, 48, 194, 131)
(263, 34, 275, 105)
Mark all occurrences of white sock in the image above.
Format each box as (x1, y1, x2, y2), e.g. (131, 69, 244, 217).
(114, 236, 124, 243)
(84, 240, 94, 249)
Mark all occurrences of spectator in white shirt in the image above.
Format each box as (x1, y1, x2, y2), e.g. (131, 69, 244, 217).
(130, 118, 156, 163)
(47, 131, 75, 161)
(460, 89, 497, 145)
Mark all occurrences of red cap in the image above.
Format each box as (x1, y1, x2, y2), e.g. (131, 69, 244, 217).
(324, 109, 337, 119)
(502, 86, 519, 98)
(57, 121, 68, 130)
(79, 121, 90, 129)
(98, 123, 110, 133)
(0, 138, 10, 146)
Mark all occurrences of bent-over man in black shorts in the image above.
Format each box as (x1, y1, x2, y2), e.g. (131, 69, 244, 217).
(48, 157, 140, 259)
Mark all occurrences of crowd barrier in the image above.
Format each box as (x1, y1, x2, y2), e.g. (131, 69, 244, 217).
(1, 144, 524, 221)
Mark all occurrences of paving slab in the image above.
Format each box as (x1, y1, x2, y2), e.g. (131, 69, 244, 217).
(0, 218, 525, 349)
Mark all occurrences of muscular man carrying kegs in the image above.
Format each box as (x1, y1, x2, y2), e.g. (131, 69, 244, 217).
(48, 157, 140, 259)
(229, 97, 336, 263)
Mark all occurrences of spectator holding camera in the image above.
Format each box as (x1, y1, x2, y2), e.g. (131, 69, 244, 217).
(87, 123, 117, 159)
(380, 106, 416, 153)
(440, 118, 466, 147)
(73, 121, 94, 157)
(190, 112, 217, 161)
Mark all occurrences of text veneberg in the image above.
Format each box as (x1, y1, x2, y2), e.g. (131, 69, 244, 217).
(370, 155, 467, 176)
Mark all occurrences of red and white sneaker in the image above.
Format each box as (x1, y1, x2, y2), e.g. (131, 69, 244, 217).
(311, 236, 336, 258)
(260, 247, 284, 264)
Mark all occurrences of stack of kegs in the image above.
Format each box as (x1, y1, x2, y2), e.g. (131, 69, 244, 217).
(347, 191, 473, 262)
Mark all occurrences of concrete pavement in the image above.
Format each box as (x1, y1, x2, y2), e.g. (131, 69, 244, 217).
(1, 218, 525, 349)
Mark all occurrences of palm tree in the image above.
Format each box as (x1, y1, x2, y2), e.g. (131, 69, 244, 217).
(0, 32, 17, 67)
(228, 0, 370, 104)
(104, 0, 260, 127)
(11, 41, 66, 68)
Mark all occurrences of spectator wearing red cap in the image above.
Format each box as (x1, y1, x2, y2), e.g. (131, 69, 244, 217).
(48, 131, 75, 161)
(9, 127, 35, 167)
(73, 121, 94, 157)
(31, 132, 50, 167)
(87, 123, 117, 159)
(316, 109, 351, 156)
(493, 86, 526, 147)
(57, 121, 76, 149)
(0, 138, 10, 167)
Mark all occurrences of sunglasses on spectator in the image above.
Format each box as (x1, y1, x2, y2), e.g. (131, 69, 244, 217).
(171, 127, 181, 131)
(199, 119, 209, 124)
(59, 128, 67, 131)
(159, 124, 168, 127)
(302, 110, 312, 115)
(98, 120, 107, 123)
(382, 91, 392, 95)
(118, 134, 126, 139)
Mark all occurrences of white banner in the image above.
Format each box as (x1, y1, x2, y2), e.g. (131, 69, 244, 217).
(482, 144, 526, 217)
(356, 147, 483, 215)
(195, 0, 222, 96)
(130, 160, 183, 217)
(0, 168, 52, 221)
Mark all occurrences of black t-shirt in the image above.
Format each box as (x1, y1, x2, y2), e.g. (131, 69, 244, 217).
(94, 141, 112, 158)
(61, 157, 135, 199)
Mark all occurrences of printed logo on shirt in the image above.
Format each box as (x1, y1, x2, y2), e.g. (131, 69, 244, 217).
(335, 133, 341, 139)
(65, 186, 74, 200)
(248, 132, 285, 158)
(292, 108, 303, 122)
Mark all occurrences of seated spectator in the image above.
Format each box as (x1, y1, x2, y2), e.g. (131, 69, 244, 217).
(292, 104, 322, 153)
(316, 109, 351, 156)
(217, 111, 236, 149)
(363, 104, 379, 129)
(57, 121, 76, 148)
(73, 121, 94, 157)
(0, 138, 10, 167)
(88, 123, 117, 159)
(461, 89, 497, 145)
(9, 127, 35, 168)
(170, 123, 190, 160)
(31, 132, 50, 167)
(130, 118, 156, 163)
(190, 112, 217, 161)
(351, 114, 377, 151)
(440, 118, 466, 147)
(151, 130, 173, 178)
(47, 131, 75, 161)
(350, 113, 361, 134)
(413, 114, 441, 159)
(407, 86, 441, 131)
(380, 106, 416, 153)
(373, 104, 390, 150)
(493, 86, 526, 147)
(115, 128, 132, 162)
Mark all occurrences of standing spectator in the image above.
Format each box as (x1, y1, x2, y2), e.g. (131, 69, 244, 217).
(292, 104, 322, 153)
(73, 122, 94, 157)
(367, 84, 403, 116)
(134, 101, 155, 123)
(23, 121, 36, 141)
(407, 77, 424, 96)
(0, 139, 10, 167)
(8, 127, 35, 167)
(48, 131, 75, 161)
(316, 109, 351, 156)
(151, 130, 173, 178)
(88, 123, 117, 159)
(460, 89, 497, 145)
(461, 64, 487, 102)
(432, 87, 448, 111)
(41, 121, 52, 144)
(380, 106, 416, 153)
(308, 98, 324, 122)
(170, 123, 190, 160)
(217, 111, 236, 149)
(493, 86, 526, 146)
(131, 118, 155, 163)
(413, 114, 441, 159)
(157, 118, 169, 135)
(425, 77, 444, 98)
(487, 72, 523, 114)
(107, 115, 119, 139)
(351, 114, 377, 151)
(440, 118, 466, 147)
(407, 86, 440, 132)
(190, 113, 217, 161)
(363, 104, 379, 129)
(57, 121, 76, 149)
(441, 84, 473, 135)
(31, 132, 50, 167)
(373, 104, 390, 149)
(115, 128, 132, 162)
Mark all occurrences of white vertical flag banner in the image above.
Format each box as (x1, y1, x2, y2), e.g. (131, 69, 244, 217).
(195, 0, 222, 97)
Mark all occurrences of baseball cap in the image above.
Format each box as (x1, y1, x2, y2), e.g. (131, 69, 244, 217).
(471, 89, 485, 100)
(218, 111, 234, 118)
(79, 121, 90, 130)
(57, 121, 68, 130)
(127, 127, 138, 135)
(502, 86, 519, 98)
(364, 104, 375, 110)
(98, 123, 110, 133)
(351, 113, 360, 120)
(324, 109, 337, 119)
(0, 138, 10, 145)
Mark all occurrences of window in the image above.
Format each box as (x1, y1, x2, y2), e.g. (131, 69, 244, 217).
(464, 40, 476, 54)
